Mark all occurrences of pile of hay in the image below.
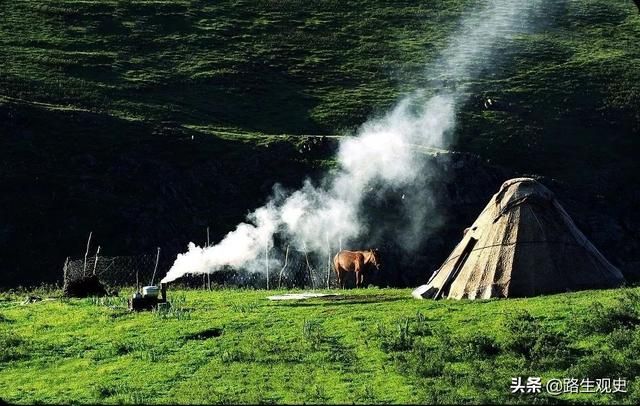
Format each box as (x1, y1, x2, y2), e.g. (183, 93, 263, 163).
(63, 274, 108, 298)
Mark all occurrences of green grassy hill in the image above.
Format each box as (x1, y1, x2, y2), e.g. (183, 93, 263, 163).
(1, 287, 640, 404)
(1, 0, 639, 286)
(2, 1, 637, 170)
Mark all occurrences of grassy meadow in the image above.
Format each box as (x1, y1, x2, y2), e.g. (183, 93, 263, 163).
(1, 287, 640, 404)
(1, 2, 640, 403)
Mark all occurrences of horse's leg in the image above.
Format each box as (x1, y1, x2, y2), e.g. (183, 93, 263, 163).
(359, 272, 364, 288)
(354, 260, 362, 288)
(333, 256, 341, 289)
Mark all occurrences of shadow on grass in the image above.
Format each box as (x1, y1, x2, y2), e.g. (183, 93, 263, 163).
(271, 294, 407, 307)
(184, 327, 223, 341)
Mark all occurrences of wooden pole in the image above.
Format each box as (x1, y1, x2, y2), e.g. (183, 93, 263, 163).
(326, 233, 330, 289)
(207, 226, 211, 290)
(82, 231, 92, 277)
(303, 242, 314, 290)
(278, 244, 290, 289)
(93, 246, 101, 275)
(63, 256, 69, 285)
(265, 239, 269, 290)
(151, 247, 160, 285)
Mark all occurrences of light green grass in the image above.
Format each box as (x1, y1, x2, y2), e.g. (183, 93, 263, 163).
(1, 1, 639, 181)
(1, 287, 639, 404)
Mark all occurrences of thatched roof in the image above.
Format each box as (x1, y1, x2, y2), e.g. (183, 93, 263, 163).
(413, 178, 625, 300)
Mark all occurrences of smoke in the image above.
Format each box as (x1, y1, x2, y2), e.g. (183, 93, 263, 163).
(161, 0, 547, 284)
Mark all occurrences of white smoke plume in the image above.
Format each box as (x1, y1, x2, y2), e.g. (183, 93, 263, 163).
(161, 0, 547, 284)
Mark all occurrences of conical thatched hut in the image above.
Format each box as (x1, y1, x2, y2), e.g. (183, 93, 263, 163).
(413, 178, 625, 300)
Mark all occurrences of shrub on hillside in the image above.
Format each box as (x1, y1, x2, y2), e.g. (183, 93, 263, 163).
(502, 310, 539, 357)
(581, 291, 640, 334)
(0, 332, 28, 362)
(377, 312, 435, 353)
(409, 340, 446, 378)
(62, 275, 107, 298)
(377, 318, 414, 352)
(502, 310, 575, 368)
(462, 332, 501, 358)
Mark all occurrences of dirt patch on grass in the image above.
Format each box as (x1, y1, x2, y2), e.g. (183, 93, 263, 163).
(273, 294, 405, 307)
(317, 294, 399, 302)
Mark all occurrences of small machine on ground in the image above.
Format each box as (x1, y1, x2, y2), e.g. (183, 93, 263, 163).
(128, 283, 168, 311)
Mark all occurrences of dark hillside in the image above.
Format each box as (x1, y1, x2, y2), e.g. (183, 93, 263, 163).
(0, 0, 639, 286)
(0, 102, 331, 286)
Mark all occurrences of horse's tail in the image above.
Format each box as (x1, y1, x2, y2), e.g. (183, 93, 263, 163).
(332, 251, 341, 274)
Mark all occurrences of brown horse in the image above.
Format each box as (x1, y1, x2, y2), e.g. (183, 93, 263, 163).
(333, 249, 381, 288)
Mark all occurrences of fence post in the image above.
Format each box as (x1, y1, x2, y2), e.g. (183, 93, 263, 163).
(207, 226, 211, 290)
(83, 231, 92, 277)
(326, 232, 331, 289)
(93, 246, 101, 275)
(151, 247, 160, 285)
(303, 241, 314, 290)
(278, 244, 290, 289)
(63, 256, 69, 285)
(265, 238, 269, 290)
